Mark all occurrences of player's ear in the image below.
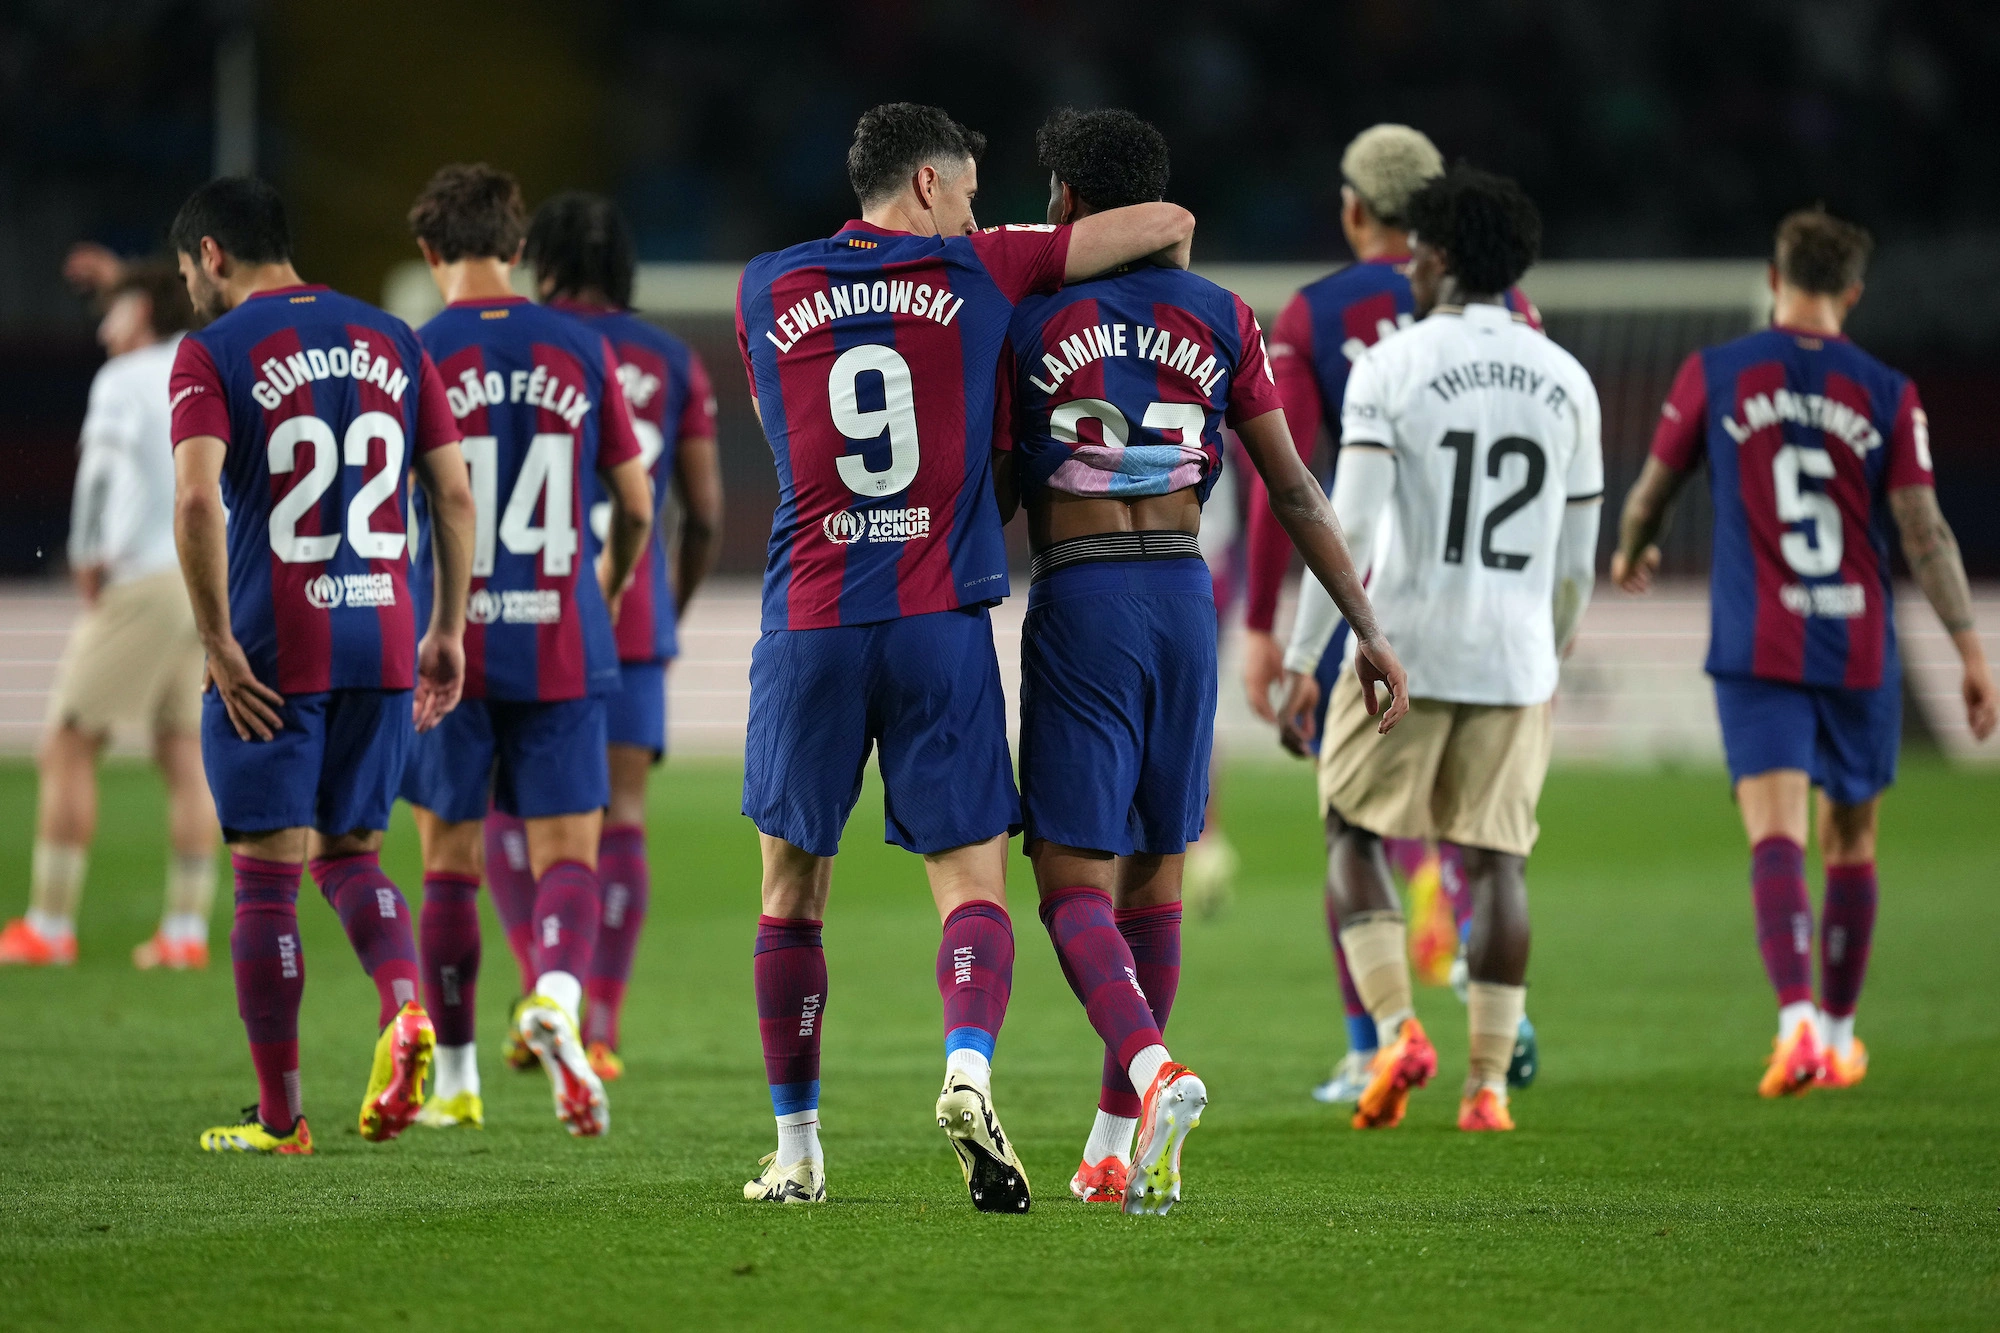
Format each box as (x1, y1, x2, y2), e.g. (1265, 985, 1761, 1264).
(1841, 280, 1863, 315)
(913, 163, 937, 211)
(200, 235, 227, 280)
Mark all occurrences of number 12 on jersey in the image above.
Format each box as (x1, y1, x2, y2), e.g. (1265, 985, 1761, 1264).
(1439, 429, 1547, 571)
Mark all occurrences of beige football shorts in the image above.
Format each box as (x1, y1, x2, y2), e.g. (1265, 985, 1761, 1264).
(1315, 669, 1553, 858)
(46, 568, 205, 737)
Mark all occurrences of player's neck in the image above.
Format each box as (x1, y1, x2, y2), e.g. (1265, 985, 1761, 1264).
(435, 258, 518, 305)
(226, 261, 307, 306)
(1349, 224, 1410, 263)
(1437, 277, 1504, 309)
(861, 195, 942, 238)
(1770, 286, 1845, 338)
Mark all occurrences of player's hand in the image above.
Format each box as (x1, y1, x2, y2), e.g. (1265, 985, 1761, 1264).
(1963, 653, 1997, 742)
(1275, 669, 1320, 757)
(204, 637, 285, 741)
(598, 553, 626, 626)
(63, 243, 128, 296)
(1242, 629, 1284, 723)
(1611, 544, 1661, 594)
(413, 629, 465, 733)
(1353, 633, 1409, 734)
(72, 565, 104, 607)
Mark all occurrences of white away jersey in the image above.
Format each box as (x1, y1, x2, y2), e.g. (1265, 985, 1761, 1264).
(1340, 303, 1602, 706)
(68, 335, 184, 587)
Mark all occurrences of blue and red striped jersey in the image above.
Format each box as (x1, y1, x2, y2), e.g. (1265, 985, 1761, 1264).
(552, 301, 717, 664)
(1651, 326, 1932, 690)
(736, 219, 1071, 630)
(168, 284, 459, 696)
(412, 297, 644, 702)
(1243, 257, 1539, 631)
(1001, 267, 1281, 503)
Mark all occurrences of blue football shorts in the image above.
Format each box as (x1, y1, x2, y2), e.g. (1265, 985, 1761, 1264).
(202, 687, 413, 838)
(400, 694, 609, 823)
(742, 606, 1019, 858)
(604, 659, 668, 758)
(1712, 669, 1901, 806)
(1018, 556, 1217, 857)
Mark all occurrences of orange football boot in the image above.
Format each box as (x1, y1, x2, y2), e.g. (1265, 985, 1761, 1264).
(1069, 1156, 1128, 1203)
(1819, 1038, 1869, 1089)
(1457, 1086, 1515, 1131)
(586, 1041, 625, 1082)
(1758, 1018, 1826, 1098)
(0, 917, 75, 966)
(132, 932, 209, 971)
(1353, 1017, 1437, 1129)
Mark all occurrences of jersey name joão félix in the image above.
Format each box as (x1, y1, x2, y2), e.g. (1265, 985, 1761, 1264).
(1340, 303, 1603, 707)
(554, 301, 716, 665)
(169, 284, 459, 695)
(414, 297, 644, 701)
(1003, 266, 1281, 502)
(736, 219, 1071, 631)
(1244, 257, 1539, 631)
(1650, 326, 1932, 690)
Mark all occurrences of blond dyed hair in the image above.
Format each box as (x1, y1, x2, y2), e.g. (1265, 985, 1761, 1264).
(1341, 124, 1445, 229)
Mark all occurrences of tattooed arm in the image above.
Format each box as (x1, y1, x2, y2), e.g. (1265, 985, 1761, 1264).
(1890, 484, 1996, 740)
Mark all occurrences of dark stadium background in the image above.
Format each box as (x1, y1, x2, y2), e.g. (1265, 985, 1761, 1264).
(0, 0, 1993, 578)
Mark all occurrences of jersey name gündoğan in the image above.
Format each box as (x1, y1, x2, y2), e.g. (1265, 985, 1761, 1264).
(554, 300, 717, 665)
(1650, 326, 1932, 691)
(737, 219, 1071, 631)
(414, 297, 644, 701)
(169, 284, 460, 696)
(1002, 266, 1281, 502)
(1243, 257, 1539, 632)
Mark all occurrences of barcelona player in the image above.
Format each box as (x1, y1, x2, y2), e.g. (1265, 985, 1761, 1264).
(167, 178, 475, 1153)
(400, 165, 654, 1136)
(1003, 108, 1407, 1212)
(1237, 125, 1540, 1103)
(1614, 207, 1995, 1096)
(480, 190, 723, 1084)
(734, 102, 1195, 1210)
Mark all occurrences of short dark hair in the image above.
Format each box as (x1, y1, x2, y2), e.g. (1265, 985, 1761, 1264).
(408, 163, 527, 263)
(847, 103, 986, 208)
(168, 177, 291, 265)
(113, 261, 197, 335)
(1775, 207, 1872, 294)
(1036, 107, 1170, 211)
(1405, 166, 1541, 294)
(525, 191, 637, 309)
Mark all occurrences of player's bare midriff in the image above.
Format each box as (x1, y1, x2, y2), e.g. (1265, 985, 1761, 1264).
(1027, 486, 1202, 551)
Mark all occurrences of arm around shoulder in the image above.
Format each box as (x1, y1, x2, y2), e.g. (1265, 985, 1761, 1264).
(1064, 203, 1194, 281)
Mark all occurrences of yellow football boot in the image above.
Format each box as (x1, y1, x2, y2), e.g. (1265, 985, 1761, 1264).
(416, 1091, 485, 1128)
(201, 1107, 313, 1155)
(359, 1002, 436, 1142)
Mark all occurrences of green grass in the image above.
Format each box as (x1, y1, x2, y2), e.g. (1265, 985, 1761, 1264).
(1, 758, 1996, 1331)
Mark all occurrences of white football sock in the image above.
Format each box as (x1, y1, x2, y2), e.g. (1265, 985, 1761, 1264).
(26, 909, 74, 942)
(1778, 1000, 1818, 1039)
(532, 970, 583, 1025)
(1375, 1008, 1415, 1049)
(945, 1047, 990, 1090)
(162, 912, 207, 944)
(433, 1043, 480, 1100)
(1084, 1109, 1137, 1166)
(1823, 1012, 1855, 1058)
(776, 1108, 822, 1168)
(1126, 1043, 1170, 1099)
(29, 840, 86, 926)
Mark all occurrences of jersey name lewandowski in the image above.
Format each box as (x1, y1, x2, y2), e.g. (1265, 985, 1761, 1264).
(168, 284, 459, 696)
(1650, 326, 1932, 690)
(414, 297, 644, 702)
(1003, 266, 1281, 501)
(737, 219, 1071, 631)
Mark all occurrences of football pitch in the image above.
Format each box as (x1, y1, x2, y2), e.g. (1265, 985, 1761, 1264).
(1, 757, 1995, 1330)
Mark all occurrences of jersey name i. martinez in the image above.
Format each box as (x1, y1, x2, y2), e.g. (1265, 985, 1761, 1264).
(736, 219, 1071, 631)
(1242, 256, 1539, 633)
(413, 297, 644, 701)
(552, 300, 717, 665)
(1650, 326, 1932, 690)
(169, 284, 460, 695)
(1340, 303, 1602, 707)
(1003, 266, 1282, 501)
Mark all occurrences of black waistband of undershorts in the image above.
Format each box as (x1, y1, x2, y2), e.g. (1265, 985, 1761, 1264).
(1029, 530, 1203, 584)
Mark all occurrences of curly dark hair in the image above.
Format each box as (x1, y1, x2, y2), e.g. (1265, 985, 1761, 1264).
(1775, 207, 1872, 294)
(1405, 166, 1541, 295)
(407, 163, 526, 263)
(847, 103, 986, 208)
(526, 191, 637, 308)
(1036, 107, 1169, 211)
